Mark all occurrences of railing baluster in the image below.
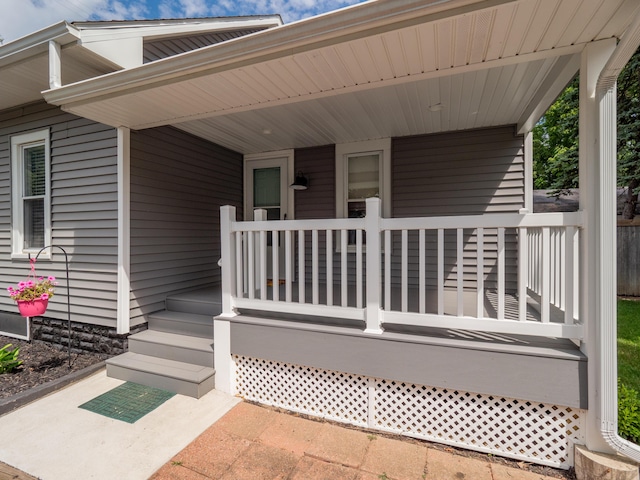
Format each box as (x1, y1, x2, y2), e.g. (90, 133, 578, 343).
(243, 231, 248, 295)
(402, 229, 408, 312)
(248, 231, 255, 300)
(356, 229, 363, 309)
(272, 229, 279, 302)
(419, 229, 426, 314)
(285, 230, 292, 302)
(519, 227, 527, 321)
(476, 227, 484, 318)
(497, 227, 505, 320)
(341, 229, 347, 307)
(565, 226, 575, 324)
(385, 230, 391, 311)
(235, 232, 243, 299)
(298, 230, 305, 304)
(312, 229, 319, 305)
(541, 227, 550, 323)
(260, 229, 267, 300)
(559, 228, 565, 310)
(326, 229, 333, 306)
(457, 228, 464, 317)
(438, 229, 444, 316)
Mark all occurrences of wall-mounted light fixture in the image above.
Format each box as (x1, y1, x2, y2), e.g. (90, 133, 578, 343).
(290, 172, 309, 190)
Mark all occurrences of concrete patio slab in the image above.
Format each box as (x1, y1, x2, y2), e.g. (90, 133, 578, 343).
(0, 369, 239, 480)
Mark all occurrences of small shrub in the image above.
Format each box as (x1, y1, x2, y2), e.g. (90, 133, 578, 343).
(0, 344, 22, 374)
(618, 379, 640, 443)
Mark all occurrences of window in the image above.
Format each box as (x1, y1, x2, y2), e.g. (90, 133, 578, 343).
(11, 130, 51, 257)
(336, 138, 391, 220)
(336, 139, 390, 249)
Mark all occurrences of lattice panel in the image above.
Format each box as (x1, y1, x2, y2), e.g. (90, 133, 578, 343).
(234, 355, 369, 426)
(233, 355, 585, 468)
(374, 380, 584, 468)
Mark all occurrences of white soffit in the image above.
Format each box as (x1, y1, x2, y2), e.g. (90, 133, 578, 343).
(0, 44, 118, 112)
(46, 0, 640, 153)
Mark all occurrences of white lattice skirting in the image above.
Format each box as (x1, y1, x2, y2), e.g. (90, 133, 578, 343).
(234, 355, 585, 469)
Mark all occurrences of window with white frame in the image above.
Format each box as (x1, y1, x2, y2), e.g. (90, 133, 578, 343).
(336, 138, 391, 220)
(11, 130, 51, 257)
(336, 139, 391, 248)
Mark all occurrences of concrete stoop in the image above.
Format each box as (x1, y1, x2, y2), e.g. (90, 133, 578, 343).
(575, 445, 639, 480)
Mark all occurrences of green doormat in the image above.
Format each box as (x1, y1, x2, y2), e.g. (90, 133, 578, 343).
(79, 382, 176, 423)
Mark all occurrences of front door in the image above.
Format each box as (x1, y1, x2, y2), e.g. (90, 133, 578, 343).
(244, 152, 294, 285)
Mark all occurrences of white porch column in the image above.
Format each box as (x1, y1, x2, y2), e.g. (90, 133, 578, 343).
(521, 131, 533, 213)
(579, 38, 617, 454)
(216, 205, 238, 394)
(116, 127, 131, 335)
(364, 198, 382, 334)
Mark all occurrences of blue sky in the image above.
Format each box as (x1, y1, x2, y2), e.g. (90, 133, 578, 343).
(0, 0, 368, 44)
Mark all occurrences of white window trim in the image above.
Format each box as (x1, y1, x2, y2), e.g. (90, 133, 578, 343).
(336, 138, 391, 219)
(11, 129, 52, 259)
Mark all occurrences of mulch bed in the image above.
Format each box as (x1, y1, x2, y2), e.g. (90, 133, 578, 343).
(0, 335, 110, 400)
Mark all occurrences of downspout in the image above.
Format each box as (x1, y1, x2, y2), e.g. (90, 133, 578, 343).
(596, 12, 640, 462)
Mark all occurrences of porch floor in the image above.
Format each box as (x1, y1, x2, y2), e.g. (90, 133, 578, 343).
(173, 285, 578, 353)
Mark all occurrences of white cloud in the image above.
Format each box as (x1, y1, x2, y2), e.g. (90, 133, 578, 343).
(0, 0, 368, 45)
(0, 0, 148, 44)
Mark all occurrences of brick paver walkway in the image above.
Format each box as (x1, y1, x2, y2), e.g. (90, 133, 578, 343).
(150, 402, 565, 480)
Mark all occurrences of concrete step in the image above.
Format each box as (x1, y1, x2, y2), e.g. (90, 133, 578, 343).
(148, 310, 213, 339)
(128, 330, 214, 368)
(106, 352, 215, 399)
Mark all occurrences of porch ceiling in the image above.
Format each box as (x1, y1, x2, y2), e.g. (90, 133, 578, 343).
(45, 0, 640, 154)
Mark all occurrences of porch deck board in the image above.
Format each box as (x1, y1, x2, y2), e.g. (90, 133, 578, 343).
(175, 286, 575, 352)
(237, 282, 561, 324)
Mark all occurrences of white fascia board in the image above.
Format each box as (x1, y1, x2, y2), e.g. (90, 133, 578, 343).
(76, 16, 283, 70)
(0, 22, 79, 67)
(75, 16, 282, 42)
(43, 0, 517, 107)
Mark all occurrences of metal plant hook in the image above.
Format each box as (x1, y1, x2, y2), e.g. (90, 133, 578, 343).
(29, 245, 72, 369)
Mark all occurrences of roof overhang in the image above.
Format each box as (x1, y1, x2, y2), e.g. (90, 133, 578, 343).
(43, 0, 640, 154)
(0, 22, 121, 111)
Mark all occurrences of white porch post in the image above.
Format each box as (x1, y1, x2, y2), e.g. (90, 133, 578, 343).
(579, 38, 617, 454)
(116, 127, 131, 335)
(215, 205, 237, 394)
(364, 198, 383, 334)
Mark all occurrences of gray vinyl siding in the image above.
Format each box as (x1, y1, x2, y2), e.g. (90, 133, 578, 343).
(129, 126, 242, 323)
(0, 102, 119, 327)
(292, 126, 524, 295)
(294, 145, 334, 220)
(143, 28, 268, 63)
(392, 126, 524, 292)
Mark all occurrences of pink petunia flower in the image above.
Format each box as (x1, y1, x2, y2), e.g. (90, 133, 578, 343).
(40, 293, 49, 300)
(18, 281, 26, 288)
(48, 276, 56, 282)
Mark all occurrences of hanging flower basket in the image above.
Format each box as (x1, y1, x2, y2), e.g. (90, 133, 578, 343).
(16, 298, 49, 317)
(7, 258, 56, 318)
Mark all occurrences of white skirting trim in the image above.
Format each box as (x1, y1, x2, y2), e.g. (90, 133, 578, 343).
(234, 355, 585, 469)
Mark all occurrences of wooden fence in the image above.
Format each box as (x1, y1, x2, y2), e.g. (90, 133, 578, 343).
(618, 225, 640, 296)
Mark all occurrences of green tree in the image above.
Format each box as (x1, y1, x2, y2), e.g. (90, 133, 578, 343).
(533, 77, 579, 195)
(617, 48, 640, 219)
(533, 47, 640, 219)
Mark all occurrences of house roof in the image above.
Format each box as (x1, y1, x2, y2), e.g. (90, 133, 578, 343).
(41, 0, 640, 154)
(0, 16, 282, 113)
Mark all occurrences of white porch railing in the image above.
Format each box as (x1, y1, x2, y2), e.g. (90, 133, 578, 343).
(220, 198, 583, 340)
